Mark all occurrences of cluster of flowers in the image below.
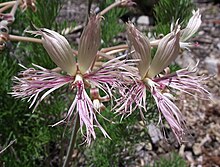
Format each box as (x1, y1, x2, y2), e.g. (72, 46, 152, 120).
(5, 0, 209, 145)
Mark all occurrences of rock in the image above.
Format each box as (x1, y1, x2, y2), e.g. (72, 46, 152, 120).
(137, 16, 150, 25)
(147, 123, 163, 144)
(204, 57, 220, 76)
(179, 144, 185, 157)
(145, 143, 153, 151)
(175, 51, 196, 68)
(185, 151, 195, 165)
(192, 143, 202, 155)
(217, 42, 220, 50)
(135, 143, 145, 152)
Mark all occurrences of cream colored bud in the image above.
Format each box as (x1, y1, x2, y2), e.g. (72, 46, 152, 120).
(40, 29, 77, 76)
(77, 15, 102, 74)
(181, 9, 201, 42)
(147, 25, 181, 78)
(126, 22, 151, 79)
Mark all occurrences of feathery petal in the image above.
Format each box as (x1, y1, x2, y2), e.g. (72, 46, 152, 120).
(78, 15, 102, 74)
(11, 64, 72, 110)
(114, 82, 147, 116)
(152, 87, 185, 143)
(126, 22, 151, 79)
(85, 54, 138, 99)
(153, 66, 210, 99)
(53, 75, 110, 145)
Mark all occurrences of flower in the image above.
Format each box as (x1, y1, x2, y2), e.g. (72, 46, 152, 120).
(179, 9, 202, 49)
(180, 9, 201, 42)
(147, 10, 202, 50)
(115, 22, 210, 143)
(11, 14, 129, 144)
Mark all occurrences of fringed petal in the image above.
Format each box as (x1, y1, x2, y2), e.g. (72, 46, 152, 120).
(153, 66, 211, 99)
(10, 64, 72, 111)
(52, 75, 109, 145)
(152, 87, 185, 143)
(114, 82, 147, 117)
(85, 54, 139, 100)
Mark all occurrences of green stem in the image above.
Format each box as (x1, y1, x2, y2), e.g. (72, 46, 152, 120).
(62, 114, 80, 167)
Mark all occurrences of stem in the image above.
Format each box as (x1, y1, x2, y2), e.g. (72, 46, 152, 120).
(62, 114, 80, 167)
(0, 4, 14, 13)
(10, 0, 19, 16)
(0, 139, 16, 155)
(9, 35, 42, 43)
(101, 44, 128, 53)
(99, 0, 122, 16)
(100, 40, 161, 54)
(0, 1, 16, 8)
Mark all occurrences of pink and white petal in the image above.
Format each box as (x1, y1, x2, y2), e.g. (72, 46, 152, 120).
(52, 79, 109, 145)
(152, 87, 185, 143)
(153, 67, 211, 99)
(11, 64, 72, 110)
(114, 82, 147, 116)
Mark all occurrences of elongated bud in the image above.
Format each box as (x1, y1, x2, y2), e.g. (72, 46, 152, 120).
(0, 21, 9, 50)
(20, 0, 37, 12)
(127, 22, 151, 79)
(181, 9, 201, 42)
(147, 25, 180, 78)
(77, 14, 102, 74)
(39, 29, 77, 76)
(119, 0, 136, 7)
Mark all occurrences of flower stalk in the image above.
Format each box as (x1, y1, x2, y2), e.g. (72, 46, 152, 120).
(9, 34, 42, 43)
(99, 0, 134, 16)
(62, 114, 80, 167)
(0, 1, 16, 8)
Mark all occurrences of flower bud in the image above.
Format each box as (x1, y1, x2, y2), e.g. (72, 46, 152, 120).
(127, 22, 151, 79)
(40, 29, 77, 76)
(181, 9, 201, 42)
(147, 25, 180, 78)
(77, 14, 101, 74)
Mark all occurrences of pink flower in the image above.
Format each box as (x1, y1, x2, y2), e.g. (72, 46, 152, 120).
(116, 22, 210, 143)
(11, 15, 130, 144)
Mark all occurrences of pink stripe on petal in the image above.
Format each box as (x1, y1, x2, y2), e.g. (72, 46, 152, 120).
(153, 67, 211, 99)
(53, 79, 109, 145)
(152, 87, 185, 143)
(11, 64, 72, 111)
